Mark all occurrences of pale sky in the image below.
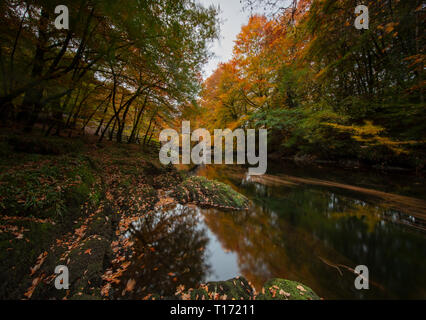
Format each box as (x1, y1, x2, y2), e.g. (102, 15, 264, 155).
(201, 0, 252, 79)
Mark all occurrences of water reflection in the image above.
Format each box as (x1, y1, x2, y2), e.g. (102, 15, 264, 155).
(115, 204, 211, 299)
(196, 165, 426, 299)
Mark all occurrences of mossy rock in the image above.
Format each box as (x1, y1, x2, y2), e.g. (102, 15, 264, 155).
(256, 279, 320, 300)
(172, 277, 319, 301)
(29, 234, 112, 300)
(65, 235, 112, 298)
(69, 236, 111, 279)
(172, 176, 249, 210)
(85, 213, 113, 240)
(0, 220, 59, 299)
(173, 277, 254, 300)
(204, 277, 254, 300)
(64, 183, 91, 209)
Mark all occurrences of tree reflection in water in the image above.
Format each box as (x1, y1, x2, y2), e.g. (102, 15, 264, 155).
(196, 165, 426, 300)
(114, 204, 211, 299)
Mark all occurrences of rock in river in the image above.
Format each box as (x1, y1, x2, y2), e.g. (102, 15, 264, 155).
(172, 176, 249, 210)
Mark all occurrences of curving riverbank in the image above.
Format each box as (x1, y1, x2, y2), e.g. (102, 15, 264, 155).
(0, 133, 318, 300)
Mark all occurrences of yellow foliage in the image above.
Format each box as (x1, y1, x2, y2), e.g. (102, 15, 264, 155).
(324, 121, 422, 155)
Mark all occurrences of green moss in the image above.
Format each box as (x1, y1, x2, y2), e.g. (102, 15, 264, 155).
(172, 176, 249, 210)
(256, 278, 320, 300)
(88, 189, 102, 206)
(65, 183, 90, 207)
(172, 277, 253, 300)
(171, 277, 319, 300)
(0, 153, 99, 219)
(0, 133, 321, 301)
(187, 288, 210, 300)
(205, 277, 254, 300)
(0, 133, 165, 299)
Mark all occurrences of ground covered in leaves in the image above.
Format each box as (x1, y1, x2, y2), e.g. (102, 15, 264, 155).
(0, 132, 248, 300)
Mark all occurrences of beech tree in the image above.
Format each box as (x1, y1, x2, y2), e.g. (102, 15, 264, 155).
(0, 0, 219, 141)
(201, 0, 425, 167)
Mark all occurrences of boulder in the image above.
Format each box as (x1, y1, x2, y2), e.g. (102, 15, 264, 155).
(172, 176, 249, 210)
(256, 278, 320, 300)
(171, 276, 320, 300)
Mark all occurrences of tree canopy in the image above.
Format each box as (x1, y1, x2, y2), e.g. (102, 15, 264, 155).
(0, 0, 219, 143)
(198, 0, 425, 169)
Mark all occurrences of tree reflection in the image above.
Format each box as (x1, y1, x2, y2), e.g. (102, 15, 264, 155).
(197, 165, 426, 299)
(114, 204, 211, 299)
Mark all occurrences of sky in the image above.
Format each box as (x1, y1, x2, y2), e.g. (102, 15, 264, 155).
(200, 0, 252, 79)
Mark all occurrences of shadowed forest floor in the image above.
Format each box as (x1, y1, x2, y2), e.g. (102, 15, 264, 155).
(2, 129, 304, 300)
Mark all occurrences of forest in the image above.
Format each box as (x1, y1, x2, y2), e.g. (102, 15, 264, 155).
(0, 0, 218, 143)
(0, 0, 425, 302)
(0, 0, 424, 170)
(197, 0, 425, 170)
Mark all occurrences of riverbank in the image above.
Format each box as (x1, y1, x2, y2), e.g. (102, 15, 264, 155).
(268, 152, 425, 176)
(0, 131, 160, 299)
(0, 131, 320, 300)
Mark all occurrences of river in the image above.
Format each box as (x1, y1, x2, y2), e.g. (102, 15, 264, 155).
(127, 163, 426, 299)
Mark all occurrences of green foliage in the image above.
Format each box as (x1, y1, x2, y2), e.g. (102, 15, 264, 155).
(201, 0, 425, 169)
(0, 0, 219, 146)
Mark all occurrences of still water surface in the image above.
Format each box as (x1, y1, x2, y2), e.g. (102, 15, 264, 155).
(125, 163, 426, 299)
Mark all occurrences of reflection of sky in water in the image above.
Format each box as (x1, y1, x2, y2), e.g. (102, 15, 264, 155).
(202, 218, 240, 282)
(182, 204, 241, 283)
(128, 203, 241, 285)
(195, 165, 426, 299)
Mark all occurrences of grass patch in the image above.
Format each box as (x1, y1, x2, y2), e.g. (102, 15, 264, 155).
(0, 153, 98, 219)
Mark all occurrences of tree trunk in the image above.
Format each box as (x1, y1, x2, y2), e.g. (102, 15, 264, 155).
(17, 8, 50, 132)
(128, 97, 148, 143)
(109, 118, 117, 141)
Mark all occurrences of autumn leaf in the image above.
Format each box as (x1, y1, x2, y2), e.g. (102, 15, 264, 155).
(125, 278, 136, 292)
(30, 251, 48, 276)
(297, 285, 306, 292)
(24, 276, 43, 299)
(279, 289, 291, 297)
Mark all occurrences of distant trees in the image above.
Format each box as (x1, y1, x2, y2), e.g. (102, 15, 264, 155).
(201, 0, 425, 168)
(0, 0, 218, 143)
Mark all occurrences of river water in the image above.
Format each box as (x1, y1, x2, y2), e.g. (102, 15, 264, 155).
(127, 163, 426, 299)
